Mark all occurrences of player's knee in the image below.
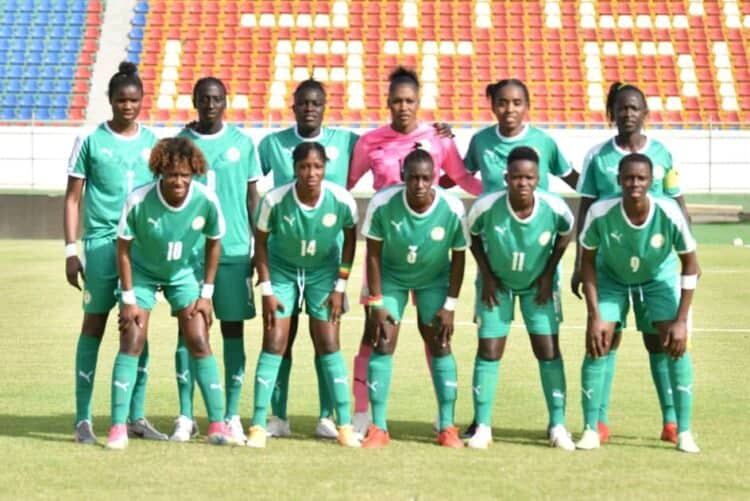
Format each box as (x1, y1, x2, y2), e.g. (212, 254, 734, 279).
(81, 313, 108, 337)
(642, 332, 664, 353)
(477, 339, 503, 361)
(530, 335, 560, 361)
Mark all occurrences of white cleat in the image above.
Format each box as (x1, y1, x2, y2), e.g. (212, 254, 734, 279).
(352, 412, 370, 440)
(266, 416, 291, 438)
(576, 429, 601, 450)
(677, 431, 700, 453)
(246, 425, 267, 448)
(549, 424, 576, 451)
(467, 423, 493, 449)
(315, 417, 339, 439)
(226, 416, 247, 444)
(170, 415, 199, 442)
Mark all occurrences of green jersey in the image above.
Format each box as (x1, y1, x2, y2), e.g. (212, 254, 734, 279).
(118, 181, 225, 281)
(256, 180, 358, 270)
(580, 195, 695, 284)
(178, 124, 262, 263)
(67, 122, 158, 240)
(468, 190, 574, 290)
(577, 137, 681, 199)
(464, 124, 572, 193)
(258, 126, 359, 188)
(362, 185, 468, 290)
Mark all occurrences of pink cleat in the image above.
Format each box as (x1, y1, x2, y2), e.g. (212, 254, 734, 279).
(206, 421, 241, 446)
(106, 424, 128, 450)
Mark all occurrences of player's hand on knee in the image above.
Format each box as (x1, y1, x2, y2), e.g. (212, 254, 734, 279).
(65, 256, 85, 290)
(118, 304, 142, 332)
(370, 307, 395, 346)
(570, 269, 583, 300)
(534, 271, 554, 305)
(586, 316, 608, 358)
(262, 295, 284, 332)
(324, 291, 344, 323)
(480, 273, 502, 309)
(433, 308, 455, 348)
(664, 319, 688, 358)
(190, 298, 213, 329)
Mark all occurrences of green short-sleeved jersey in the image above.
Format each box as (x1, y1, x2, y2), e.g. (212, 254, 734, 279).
(362, 185, 468, 290)
(577, 137, 681, 199)
(256, 180, 358, 270)
(178, 124, 262, 263)
(468, 190, 574, 290)
(258, 126, 359, 188)
(67, 123, 158, 240)
(580, 195, 695, 284)
(118, 181, 225, 282)
(464, 124, 572, 193)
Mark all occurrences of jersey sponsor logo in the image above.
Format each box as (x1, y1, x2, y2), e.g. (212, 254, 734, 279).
(390, 220, 404, 232)
(322, 213, 337, 227)
(226, 147, 241, 163)
(83, 289, 92, 305)
(431, 226, 445, 241)
(325, 146, 339, 161)
(610, 231, 623, 243)
(78, 370, 94, 383)
(192, 216, 206, 231)
(100, 147, 113, 158)
(141, 148, 151, 162)
(283, 215, 296, 226)
(147, 217, 159, 228)
(650, 233, 665, 248)
(113, 380, 130, 392)
(653, 164, 665, 180)
(176, 370, 190, 383)
(538, 231, 552, 246)
(493, 225, 506, 236)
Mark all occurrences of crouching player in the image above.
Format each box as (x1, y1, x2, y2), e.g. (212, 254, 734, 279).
(361, 148, 468, 449)
(466, 146, 576, 450)
(247, 142, 360, 449)
(107, 137, 236, 449)
(577, 153, 699, 453)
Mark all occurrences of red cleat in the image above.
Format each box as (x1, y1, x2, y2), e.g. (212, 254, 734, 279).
(436, 426, 464, 448)
(661, 422, 678, 443)
(362, 425, 390, 448)
(598, 422, 610, 443)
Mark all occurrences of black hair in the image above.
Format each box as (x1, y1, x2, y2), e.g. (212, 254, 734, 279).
(293, 78, 326, 101)
(605, 82, 647, 124)
(107, 61, 143, 100)
(292, 141, 328, 166)
(618, 152, 653, 174)
(388, 66, 420, 95)
(507, 146, 540, 169)
(485, 78, 530, 106)
(401, 145, 434, 179)
(192, 76, 227, 102)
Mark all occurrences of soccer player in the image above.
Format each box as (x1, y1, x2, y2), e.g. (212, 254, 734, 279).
(576, 153, 699, 453)
(465, 146, 576, 450)
(108, 137, 236, 449)
(64, 61, 165, 444)
(346, 67, 481, 436)
(571, 82, 689, 444)
(246, 142, 360, 449)
(257, 78, 359, 439)
(170, 77, 262, 443)
(360, 148, 468, 449)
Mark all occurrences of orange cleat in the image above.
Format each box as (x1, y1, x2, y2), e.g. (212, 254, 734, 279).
(436, 426, 464, 448)
(597, 422, 610, 443)
(661, 422, 678, 444)
(362, 425, 390, 448)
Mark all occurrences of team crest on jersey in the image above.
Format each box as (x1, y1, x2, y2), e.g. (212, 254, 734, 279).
(226, 147, 241, 163)
(431, 226, 445, 241)
(141, 148, 151, 162)
(325, 146, 339, 161)
(83, 289, 92, 305)
(538, 231, 552, 246)
(192, 216, 206, 230)
(653, 165, 665, 180)
(322, 213, 337, 227)
(650, 233, 665, 248)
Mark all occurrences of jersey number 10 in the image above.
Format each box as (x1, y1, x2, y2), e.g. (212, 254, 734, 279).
(167, 241, 183, 261)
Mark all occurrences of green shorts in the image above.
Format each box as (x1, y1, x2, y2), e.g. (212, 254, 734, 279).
(125, 267, 199, 314)
(474, 279, 561, 338)
(597, 270, 679, 334)
(81, 237, 118, 314)
(213, 261, 256, 321)
(381, 280, 447, 325)
(270, 264, 339, 322)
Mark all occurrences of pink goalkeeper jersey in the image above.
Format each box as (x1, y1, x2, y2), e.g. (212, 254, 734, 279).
(346, 122, 482, 195)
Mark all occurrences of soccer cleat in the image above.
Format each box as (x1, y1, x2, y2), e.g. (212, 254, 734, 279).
(170, 415, 199, 442)
(436, 426, 464, 448)
(315, 417, 339, 439)
(661, 422, 678, 444)
(127, 418, 168, 441)
(676, 431, 700, 453)
(597, 421, 610, 443)
(106, 424, 128, 450)
(266, 416, 291, 438)
(461, 420, 478, 439)
(246, 425, 268, 448)
(226, 416, 247, 443)
(467, 423, 492, 449)
(352, 411, 370, 440)
(549, 425, 576, 451)
(576, 429, 601, 450)
(206, 421, 240, 445)
(73, 420, 96, 445)
(337, 424, 361, 448)
(361, 425, 390, 448)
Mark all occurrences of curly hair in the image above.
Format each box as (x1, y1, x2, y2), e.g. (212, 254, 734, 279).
(148, 137, 207, 176)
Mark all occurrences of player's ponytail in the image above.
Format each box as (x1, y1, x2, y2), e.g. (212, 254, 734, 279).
(388, 66, 420, 95)
(107, 61, 143, 99)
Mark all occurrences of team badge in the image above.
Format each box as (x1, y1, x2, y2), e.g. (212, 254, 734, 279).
(538, 231, 552, 246)
(226, 147, 241, 162)
(431, 226, 445, 241)
(192, 216, 206, 230)
(141, 148, 151, 161)
(322, 213, 337, 227)
(650, 233, 665, 248)
(653, 164, 665, 180)
(83, 290, 92, 305)
(325, 146, 339, 161)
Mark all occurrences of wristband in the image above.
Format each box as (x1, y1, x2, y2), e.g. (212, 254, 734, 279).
(121, 289, 136, 305)
(443, 296, 457, 312)
(259, 281, 273, 296)
(334, 278, 347, 293)
(368, 294, 384, 309)
(339, 263, 352, 279)
(65, 243, 77, 258)
(680, 274, 698, 290)
(200, 283, 214, 299)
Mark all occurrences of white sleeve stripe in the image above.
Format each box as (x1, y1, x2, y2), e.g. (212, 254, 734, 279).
(206, 234, 222, 240)
(576, 140, 607, 193)
(117, 234, 134, 240)
(467, 191, 504, 229)
(580, 241, 597, 250)
(452, 245, 467, 251)
(653, 198, 694, 249)
(364, 233, 383, 241)
(68, 172, 86, 179)
(361, 185, 401, 237)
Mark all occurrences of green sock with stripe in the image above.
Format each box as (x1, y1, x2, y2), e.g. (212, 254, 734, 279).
(271, 356, 292, 420)
(175, 335, 195, 419)
(129, 341, 150, 421)
(472, 356, 499, 426)
(74, 334, 101, 424)
(669, 351, 694, 433)
(431, 354, 458, 431)
(581, 355, 606, 431)
(222, 337, 246, 419)
(193, 355, 224, 423)
(649, 352, 677, 425)
(368, 352, 393, 431)
(538, 357, 567, 428)
(598, 349, 617, 425)
(111, 353, 138, 425)
(319, 351, 351, 425)
(252, 351, 283, 427)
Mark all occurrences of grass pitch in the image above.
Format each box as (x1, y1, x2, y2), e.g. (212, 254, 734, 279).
(0, 231, 748, 500)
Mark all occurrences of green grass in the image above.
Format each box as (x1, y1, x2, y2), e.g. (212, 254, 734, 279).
(0, 238, 748, 500)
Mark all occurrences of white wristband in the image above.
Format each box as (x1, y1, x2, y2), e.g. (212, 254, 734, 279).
(680, 274, 698, 290)
(65, 243, 77, 258)
(443, 296, 458, 312)
(200, 283, 214, 299)
(334, 278, 347, 293)
(259, 281, 273, 296)
(121, 289, 136, 305)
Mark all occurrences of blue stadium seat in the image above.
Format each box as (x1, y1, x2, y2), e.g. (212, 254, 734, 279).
(52, 13, 68, 25)
(23, 66, 40, 78)
(27, 52, 42, 64)
(54, 80, 71, 93)
(8, 66, 23, 79)
(30, 39, 46, 52)
(34, 12, 50, 25)
(54, 95, 68, 108)
(52, 107, 68, 120)
(17, 12, 32, 24)
(19, 0, 35, 13)
(35, 108, 51, 120)
(47, 39, 63, 52)
(49, 26, 65, 38)
(72, 0, 87, 12)
(0, 39, 8, 51)
(6, 80, 21, 92)
(10, 51, 25, 64)
(3, 0, 20, 12)
(64, 40, 79, 53)
(22, 80, 37, 93)
(61, 52, 77, 65)
(13, 24, 29, 37)
(130, 27, 145, 40)
(31, 25, 47, 38)
(135, 1, 149, 14)
(39, 80, 55, 93)
(3, 95, 18, 107)
(18, 107, 33, 120)
(53, 0, 70, 13)
(67, 26, 83, 38)
(2, 108, 16, 120)
(10, 39, 25, 51)
(20, 94, 34, 107)
(35, 94, 52, 107)
(1, 26, 12, 38)
(59, 66, 74, 79)
(37, 0, 54, 12)
(132, 13, 146, 27)
(2, 13, 15, 25)
(128, 40, 143, 53)
(70, 13, 86, 26)
(41, 66, 57, 79)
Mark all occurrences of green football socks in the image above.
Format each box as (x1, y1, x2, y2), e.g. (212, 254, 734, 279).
(129, 340, 150, 421)
(193, 355, 224, 423)
(538, 357, 566, 428)
(74, 334, 101, 424)
(649, 352, 677, 425)
(111, 353, 138, 425)
(271, 356, 292, 420)
(669, 352, 694, 433)
(472, 356, 499, 426)
(581, 355, 606, 431)
(431, 354, 458, 432)
(222, 337, 245, 419)
(252, 351, 283, 427)
(315, 356, 335, 419)
(598, 349, 617, 425)
(319, 351, 351, 425)
(368, 352, 393, 431)
(175, 335, 195, 419)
